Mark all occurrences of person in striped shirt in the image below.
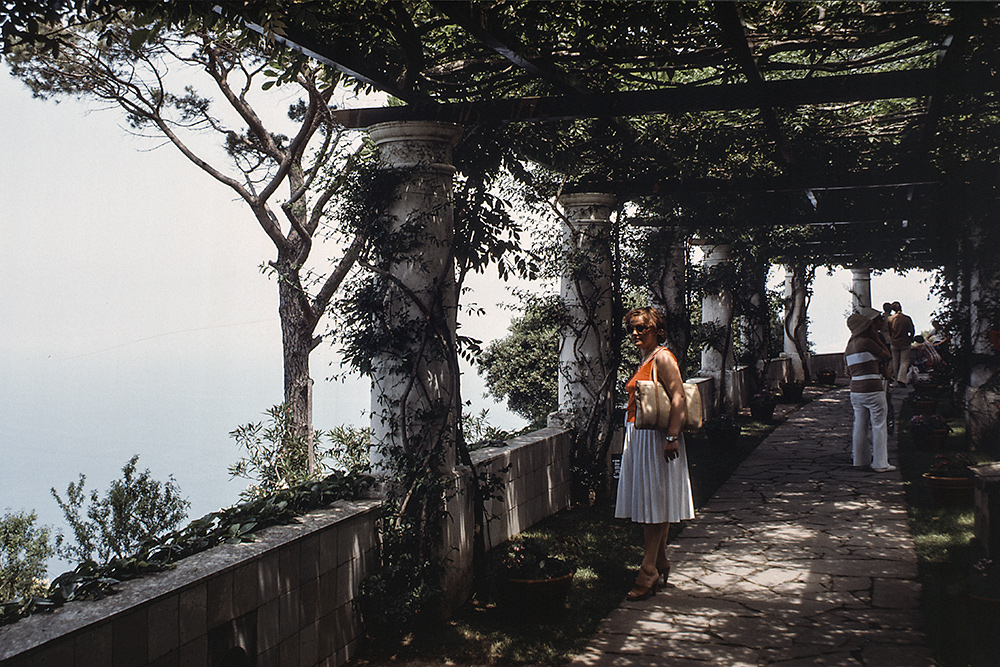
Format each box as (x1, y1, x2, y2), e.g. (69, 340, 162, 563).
(844, 308, 896, 472)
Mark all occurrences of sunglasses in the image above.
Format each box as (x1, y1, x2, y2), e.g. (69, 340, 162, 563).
(626, 323, 650, 334)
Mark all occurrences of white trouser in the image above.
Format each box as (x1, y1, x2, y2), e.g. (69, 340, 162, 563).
(851, 390, 889, 469)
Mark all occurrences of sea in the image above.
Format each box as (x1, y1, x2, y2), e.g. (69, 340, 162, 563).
(0, 338, 520, 577)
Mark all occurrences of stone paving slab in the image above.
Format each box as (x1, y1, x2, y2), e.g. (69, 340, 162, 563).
(569, 387, 934, 667)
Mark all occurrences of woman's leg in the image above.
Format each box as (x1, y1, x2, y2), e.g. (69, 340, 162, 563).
(641, 522, 668, 578)
(656, 522, 672, 581)
(627, 522, 667, 599)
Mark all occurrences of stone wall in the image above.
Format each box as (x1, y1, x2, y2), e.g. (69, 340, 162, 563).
(471, 427, 572, 551)
(0, 428, 572, 667)
(0, 501, 380, 667)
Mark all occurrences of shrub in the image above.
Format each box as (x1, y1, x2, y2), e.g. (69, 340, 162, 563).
(51, 455, 190, 564)
(321, 424, 371, 474)
(0, 510, 53, 602)
(230, 405, 372, 501)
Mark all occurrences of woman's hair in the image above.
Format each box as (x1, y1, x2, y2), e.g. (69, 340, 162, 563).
(624, 306, 667, 343)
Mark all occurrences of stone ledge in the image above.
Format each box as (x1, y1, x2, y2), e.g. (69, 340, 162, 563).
(0, 499, 381, 662)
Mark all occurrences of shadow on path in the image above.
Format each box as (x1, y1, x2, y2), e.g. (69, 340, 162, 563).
(570, 387, 932, 666)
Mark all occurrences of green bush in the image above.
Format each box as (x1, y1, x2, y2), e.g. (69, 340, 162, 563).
(50, 455, 190, 564)
(321, 424, 371, 474)
(0, 510, 53, 602)
(478, 293, 561, 427)
(230, 405, 372, 501)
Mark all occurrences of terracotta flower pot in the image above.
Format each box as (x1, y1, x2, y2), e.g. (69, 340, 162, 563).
(922, 473, 973, 507)
(780, 382, 804, 402)
(501, 572, 574, 618)
(750, 401, 776, 421)
(928, 428, 949, 449)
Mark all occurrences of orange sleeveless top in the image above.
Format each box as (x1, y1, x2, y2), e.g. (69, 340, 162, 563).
(626, 347, 676, 423)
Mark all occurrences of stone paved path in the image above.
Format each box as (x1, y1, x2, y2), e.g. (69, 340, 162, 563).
(569, 386, 933, 666)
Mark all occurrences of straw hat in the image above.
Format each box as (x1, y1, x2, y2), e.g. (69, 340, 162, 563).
(847, 306, 881, 335)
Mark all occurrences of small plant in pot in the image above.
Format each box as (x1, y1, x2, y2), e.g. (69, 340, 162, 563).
(923, 453, 974, 507)
(909, 414, 951, 447)
(971, 557, 1000, 601)
(703, 414, 740, 444)
(925, 452, 974, 477)
(816, 368, 837, 385)
(968, 555, 1000, 622)
(779, 380, 805, 402)
(748, 390, 776, 421)
(498, 537, 575, 619)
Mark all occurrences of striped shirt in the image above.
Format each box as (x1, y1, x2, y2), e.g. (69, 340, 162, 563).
(844, 335, 890, 393)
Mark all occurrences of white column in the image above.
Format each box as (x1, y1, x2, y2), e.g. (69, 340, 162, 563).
(783, 267, 797, 358)
(965, 227, 1000, 449)
(549, 192, 616, 429)
(648, 228, 689, 359)
(851, 267, 872, 311)
(782, 265, 808, 382)
(700, 243, 734, 379)
(366, 121, 464, 474)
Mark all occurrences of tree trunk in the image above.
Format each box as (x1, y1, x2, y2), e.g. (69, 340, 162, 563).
(648, 227, 689, 365)
(276, 259, 316, 474)
(784, 263, 812, 384)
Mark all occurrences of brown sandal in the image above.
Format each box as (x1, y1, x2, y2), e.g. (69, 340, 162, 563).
(626, 568, 659, 601)
(657, 559, 671, 584)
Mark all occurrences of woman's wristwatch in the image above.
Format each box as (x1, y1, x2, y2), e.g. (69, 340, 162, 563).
(664, 435, 679, 443)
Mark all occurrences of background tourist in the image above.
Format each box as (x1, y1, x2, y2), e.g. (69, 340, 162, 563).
(845, 308, 895, 473)
(887, 301, 915, 386)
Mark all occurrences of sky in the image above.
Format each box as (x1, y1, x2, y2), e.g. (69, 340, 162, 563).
(0, 68, 524, 552)
(0, 66, 943, 553)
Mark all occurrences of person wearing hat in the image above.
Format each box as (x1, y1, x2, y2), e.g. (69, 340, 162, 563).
(844, 308, 896, 472)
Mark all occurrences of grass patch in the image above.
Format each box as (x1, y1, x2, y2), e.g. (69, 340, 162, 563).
(350, 407, 792, 665)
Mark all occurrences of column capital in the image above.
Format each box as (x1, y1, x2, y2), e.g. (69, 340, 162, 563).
(368, 121, 463, 170)
(557, 192, 616, 223)
(701, 242, 732, 267)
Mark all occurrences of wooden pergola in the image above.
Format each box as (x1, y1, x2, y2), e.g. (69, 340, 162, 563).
(222, 0, 1000, 270)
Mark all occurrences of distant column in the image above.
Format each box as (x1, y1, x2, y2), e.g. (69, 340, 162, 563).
(783, 267, 797, 358)
(549, 192, 616, 430)
(782, 264, 809, 382)
(648, 226, 689, 361)
(965, 226, 1000, 451)
(851, 267, 872, 311)
(366, 120, 464, 474)
(699, 243, 734, 410)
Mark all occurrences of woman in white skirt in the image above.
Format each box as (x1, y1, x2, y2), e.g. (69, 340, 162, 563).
(616, 306, 695, 600)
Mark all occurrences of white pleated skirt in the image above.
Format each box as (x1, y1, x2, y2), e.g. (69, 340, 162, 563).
(615, 421, 695, 524)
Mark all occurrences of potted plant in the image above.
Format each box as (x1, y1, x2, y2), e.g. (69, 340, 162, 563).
(748, 390, 777, 421)
(779, 380, 805, 402)
(923, 453, 974, 507)
(703, 414, 741, 445)
(913, 376, 943, 398)
(909, 414, 951, 448)
(969, 557, 1000, 620)
(498, 537, 575, 618)
(911, 393, 938, 416)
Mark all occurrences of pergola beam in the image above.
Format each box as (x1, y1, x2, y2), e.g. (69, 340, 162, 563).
(228, 8, 430, 104)
(330, 67, 996, 127)
(429, 1, 584, 94)
(713, 2, 794, 166)
(428, 1, 639, 143)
